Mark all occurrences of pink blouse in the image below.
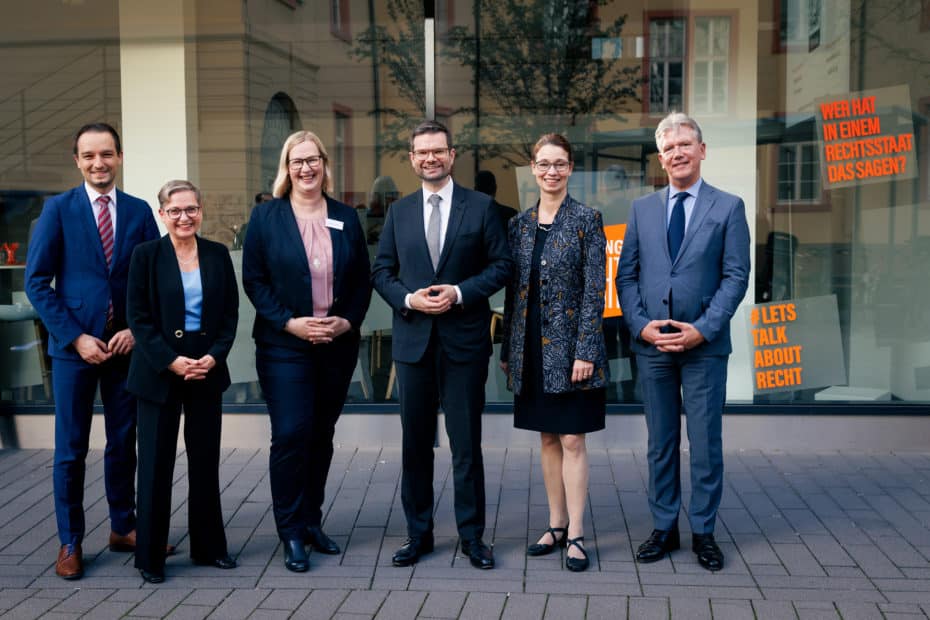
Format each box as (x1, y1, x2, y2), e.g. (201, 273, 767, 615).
(293, 208, 334, 317)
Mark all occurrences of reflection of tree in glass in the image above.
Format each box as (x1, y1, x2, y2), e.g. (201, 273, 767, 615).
(447, 0, 641, 165)
(352, 0, 641, 165)
(351, 0, 428, 159)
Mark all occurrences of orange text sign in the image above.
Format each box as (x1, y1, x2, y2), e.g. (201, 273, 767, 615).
(746, 295, 846, 395)
(816, 85, 916, 188)
(603, 224, 626, 318)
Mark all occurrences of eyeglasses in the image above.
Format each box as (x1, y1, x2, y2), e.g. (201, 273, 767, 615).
(534, 160, 571, 173)
(288, 156, 324, 170)
(163, 206, 202, 220)
(412, 148, 451, 160)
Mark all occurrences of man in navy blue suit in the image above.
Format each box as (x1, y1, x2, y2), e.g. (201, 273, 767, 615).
(372, 120, 510, 569)
(617, 112, 750, 572)
(26, 123, 159, 579)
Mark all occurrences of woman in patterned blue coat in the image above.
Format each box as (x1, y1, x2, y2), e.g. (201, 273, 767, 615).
(501, 133, 608, 572)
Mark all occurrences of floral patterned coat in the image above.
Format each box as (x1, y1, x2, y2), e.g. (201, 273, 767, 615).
(501, 195, 609, 395)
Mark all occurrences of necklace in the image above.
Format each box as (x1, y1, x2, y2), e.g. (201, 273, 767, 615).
(176, 249, 198, 266)
(537, 222, 552, 232)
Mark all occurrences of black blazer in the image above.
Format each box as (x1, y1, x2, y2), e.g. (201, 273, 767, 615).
(126, 235, 239, 404)
(242, 195, 372, 350)
(371, 183, 511, 364)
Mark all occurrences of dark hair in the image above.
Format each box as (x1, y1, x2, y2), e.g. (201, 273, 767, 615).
(410, 119, 452, 151)
(474, 170, 497, 196)
(73, 123, 122, 155)
(531, 133, 573, 163)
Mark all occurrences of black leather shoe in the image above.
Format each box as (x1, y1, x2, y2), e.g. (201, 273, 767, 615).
(139, 568, 165, 584)
(282, 539, 309, 572)
(565, 537, 590, 572)
(635, 528, 680, 563)
(192, 554, 237, 569)
(392, 536, 434, 567)
(461, 538, 494, 570)
(692, 533, 724, 572)
(305, 526, 341, 555)
(526, 525, 568, 557)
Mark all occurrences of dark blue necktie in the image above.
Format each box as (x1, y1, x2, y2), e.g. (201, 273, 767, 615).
(667, 191, 687, 260)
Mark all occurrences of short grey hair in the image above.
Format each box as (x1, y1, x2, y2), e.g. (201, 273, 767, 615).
(655, 112, 703, 151)
(157, 179, 202, 209)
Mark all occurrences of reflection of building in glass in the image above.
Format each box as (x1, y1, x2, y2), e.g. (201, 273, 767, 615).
(0, 0, 929, 412)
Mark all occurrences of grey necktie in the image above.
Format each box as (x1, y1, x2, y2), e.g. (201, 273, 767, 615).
(427, 193, 442, 269)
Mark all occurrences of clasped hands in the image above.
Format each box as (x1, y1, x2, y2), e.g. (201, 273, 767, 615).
(640, 319, 705, 352)
(73, 329, 135, 364)
(285, 315, 351, 344)
(409, 284, 457, 315)
(169, 354, 216, 381)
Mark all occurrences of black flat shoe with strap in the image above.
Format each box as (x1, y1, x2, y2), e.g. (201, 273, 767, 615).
(526, 525, 568, 556)
(565, 537, 590, 572)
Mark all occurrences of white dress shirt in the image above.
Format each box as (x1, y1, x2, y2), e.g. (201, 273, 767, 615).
(84, 182, 118, 235)
(404, 177, 463, 308)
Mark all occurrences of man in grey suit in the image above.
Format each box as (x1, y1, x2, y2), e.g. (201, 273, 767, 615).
(617, 112, 750, 571)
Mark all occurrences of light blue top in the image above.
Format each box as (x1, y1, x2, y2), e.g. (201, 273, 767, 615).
(180, 268, 202, 331)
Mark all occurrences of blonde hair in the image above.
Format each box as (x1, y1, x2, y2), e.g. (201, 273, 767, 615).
(272, 130, 334, 198)
(157, 179, 201, 209)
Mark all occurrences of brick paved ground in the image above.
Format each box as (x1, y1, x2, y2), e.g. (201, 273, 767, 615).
(2, 446, 930, 618)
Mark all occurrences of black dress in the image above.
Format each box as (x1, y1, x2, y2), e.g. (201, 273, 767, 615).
(514, 226, 606, 434)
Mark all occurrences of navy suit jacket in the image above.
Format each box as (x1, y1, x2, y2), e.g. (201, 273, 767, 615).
(25, 185, 159, 359)
(126, 235, 239, 404)
(371, 182, 511, 364)
(242, 195, 371, 350)
(616, 181, 750, 357)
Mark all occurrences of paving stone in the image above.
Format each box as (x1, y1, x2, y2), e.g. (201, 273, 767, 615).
(709, 599, 755, 620)
(259, 589, 309, 611)
(417, 591, 466, 618)
(497, 593, 545, 620)
(669, 597, 711, 620)
(339, 590, 389, 615)
(628, 596, 668, 620)
(458, 592, 507, 620)
(542, 594, 586, 619)
(293, 590, 350, 619)
(374, 591, 426, 619)
(832, 601, 883, 620)
(751, 599, 798, 620)
(208, 588, 269, 619)
(584, 595, 628, 620)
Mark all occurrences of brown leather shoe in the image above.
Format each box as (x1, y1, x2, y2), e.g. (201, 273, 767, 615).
(56, 544, 83, 580)
(109, 529, 176, 556)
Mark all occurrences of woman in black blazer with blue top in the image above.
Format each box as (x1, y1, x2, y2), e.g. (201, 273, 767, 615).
(127, 180, 239, 583)
(242, 130, 371, 572)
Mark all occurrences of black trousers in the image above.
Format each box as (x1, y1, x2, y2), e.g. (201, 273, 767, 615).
(256, 337, 358, 541)
(135, 376, 227, 572)
(395, 328, 488, 541)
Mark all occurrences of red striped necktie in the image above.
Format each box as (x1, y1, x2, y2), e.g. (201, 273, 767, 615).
(96, 195, 114, 327)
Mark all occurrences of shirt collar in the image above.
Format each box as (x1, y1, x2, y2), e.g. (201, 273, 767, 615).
(422, 177, 454, 206)
(84, 182, 117, 208)
(669, 178, 703, 201)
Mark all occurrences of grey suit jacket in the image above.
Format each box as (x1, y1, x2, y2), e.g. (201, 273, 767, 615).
(616, 181, 750, 357)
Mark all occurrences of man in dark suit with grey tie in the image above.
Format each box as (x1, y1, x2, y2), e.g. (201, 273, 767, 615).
(26, 123, 160, 579)
(617, 112, 750, 572)
(372, 120, 511, 569)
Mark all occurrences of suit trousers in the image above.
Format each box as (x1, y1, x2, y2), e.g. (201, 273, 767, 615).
(51, 354, 136, 545)
(395, 325, 488, 541)
(636, 351, 727, 534)
(256, 338, 358, 541)
(135, 364, 228, 572)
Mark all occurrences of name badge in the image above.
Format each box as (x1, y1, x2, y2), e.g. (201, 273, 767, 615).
(325, 218, 344, 230)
